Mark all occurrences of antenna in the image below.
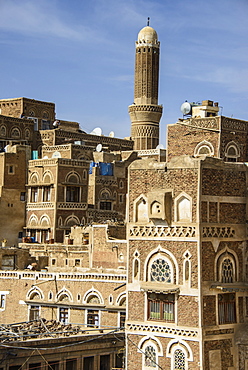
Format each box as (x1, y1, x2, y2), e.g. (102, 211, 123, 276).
(147, 17, 150, 26)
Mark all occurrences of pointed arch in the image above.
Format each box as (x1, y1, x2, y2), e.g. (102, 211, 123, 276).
(65, 215, 80, 227)
(28, 214, 38, 227)
(27, 286, 44, 300)
(43, 171, 53, 184)
(30, 172, 39, 184)
(56, 288, 73, 303)
(40, 214, 51, 227)
(134, 194, 149, 223)
(144, 246, 178, 284)
(225, 141, 240, 162)
(174, 192, 192, 223)
(65, 171, 81, 183)
(83, 288, 104, 305)
(194, 140, 214, 157)
(215, 246, 238, 283)
(166, 339, 193, 369)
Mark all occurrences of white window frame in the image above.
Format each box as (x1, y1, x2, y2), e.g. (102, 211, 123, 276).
(0, 291, 9, 311)
(58, 306, 70, 324)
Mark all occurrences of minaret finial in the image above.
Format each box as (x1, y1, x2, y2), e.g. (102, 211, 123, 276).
(147, 17, 150, 26)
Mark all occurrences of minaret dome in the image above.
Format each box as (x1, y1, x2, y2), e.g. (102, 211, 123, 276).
(137, 26, 158, 45)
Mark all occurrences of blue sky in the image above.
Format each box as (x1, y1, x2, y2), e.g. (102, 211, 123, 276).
(0, 0, 248, 146)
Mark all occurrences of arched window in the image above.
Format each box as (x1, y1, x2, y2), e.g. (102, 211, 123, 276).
(173, 349, 186, 370)
(65, 216, 80, 227)
(58, 293, 70, 302)
(67, 173, 80, 183)
(175, 193, 192, 222)
(183, 251, 192, 286)
(11, 127, 21, 139)
(150, 258, 172, 283)
(225, 142, 239, 162)
(216, 250, 237, 283)
(87, 295, 100, 304)
(144, 345, 156, 368)
(0, 125, 6, 137)
(194, 140, 214, 157)
(167, 341, 193, 370)
(221, 257, 234, 283)
(135, 197, 149, 223)
(56, 289, 72, 303)
(27, 287, 43, 301)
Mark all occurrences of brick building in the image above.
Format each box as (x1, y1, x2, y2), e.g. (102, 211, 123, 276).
(0, 21, 248, 370)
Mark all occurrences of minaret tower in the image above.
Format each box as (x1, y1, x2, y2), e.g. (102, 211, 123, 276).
(129, 19, 163, 150)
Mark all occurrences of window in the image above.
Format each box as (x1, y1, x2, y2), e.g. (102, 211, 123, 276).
(66, 358, 77, 370)
(0, 294, 6, 310)
(144, 345, 156, 368)
(217, 251, 236, 283)
(30, 187, 38, 203)
(100, 201, 111, 210)
(41, 120, 50, 130)
(221, 258, 234, 283)
(8, 165, 14, 174)
(218, 293, 236, 324)
(148, 293, 175, 322)
(150, 258, 172, 283)
(87, 310, 99, 327)
(29, 305, 40, 321)
(59, 307, 69, 324)
(66, 186, 80, 202)
(43, 186, 51, 202)
(20, 192, 26, 201)
(176, 195, 191, 222)
(225, 143, 239, 162)
(173, 349, 186, 370)
(119, 311, 126, 328)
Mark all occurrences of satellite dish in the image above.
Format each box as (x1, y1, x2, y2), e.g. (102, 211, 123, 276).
(52, 151, 61, 158)
(96, 143, 102, 152)
(90, 127, 102, 136)
(180, 102, 192, 116)
(43, 156, 48, 159)
(109, 131, 115, 138)
(156, 144, 164, 149)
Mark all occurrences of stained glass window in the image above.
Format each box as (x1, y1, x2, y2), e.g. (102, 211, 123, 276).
(144, 346, 156, 367)
(150, 258, 171, 283)
(174, 349, 185, 370)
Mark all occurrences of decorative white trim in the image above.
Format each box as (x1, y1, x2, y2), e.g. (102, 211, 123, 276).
(56, 288, 73, 303)
(83, 288, 104, 304)
(144, 246, 178, 284)
(194, 140, 214, 157)
(26, 286, 44, 300)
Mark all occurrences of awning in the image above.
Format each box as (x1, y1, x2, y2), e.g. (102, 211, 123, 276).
(140, 282, 180, 295)
(210, 284, 248, 292)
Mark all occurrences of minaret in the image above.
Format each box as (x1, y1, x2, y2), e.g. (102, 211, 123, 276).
(129, 20, 163, 150)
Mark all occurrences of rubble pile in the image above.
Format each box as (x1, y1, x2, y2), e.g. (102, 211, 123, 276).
(0, 319, 85, 342)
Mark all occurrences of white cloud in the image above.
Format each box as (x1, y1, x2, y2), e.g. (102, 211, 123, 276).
(0, 0, 86, 40)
